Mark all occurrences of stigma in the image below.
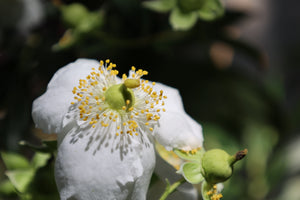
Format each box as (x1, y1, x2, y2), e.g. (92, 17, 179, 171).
(70, 59, 166, 137)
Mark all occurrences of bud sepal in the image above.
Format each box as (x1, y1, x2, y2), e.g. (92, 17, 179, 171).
(177, 161, 204, 184)
(175, 148, 204, 184)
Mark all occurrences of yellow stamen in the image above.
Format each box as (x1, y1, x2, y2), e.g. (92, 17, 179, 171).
(70, 59, 167, 139)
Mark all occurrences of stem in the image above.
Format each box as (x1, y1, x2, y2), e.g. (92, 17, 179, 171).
(159, 178, 186, 200)
(229, 149, 248, 166)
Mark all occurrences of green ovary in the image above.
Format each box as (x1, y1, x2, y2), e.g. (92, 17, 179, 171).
(201, 149, 233, 184)
(104, 84, 135, 110)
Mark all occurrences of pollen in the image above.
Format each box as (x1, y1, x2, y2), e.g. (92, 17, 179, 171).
(207, 184, 223, 200)
(180, 147, 201, 155)
(70, 59, 166, 140)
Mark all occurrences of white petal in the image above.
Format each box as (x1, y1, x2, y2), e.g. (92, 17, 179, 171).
(32, 59, 100, 134)
(155, 111, 203, 151)
(153, 82, 185, 112)
(216, 183, 224, 193)
(55, 129, 155, 200)
(153, 83, 203, 151)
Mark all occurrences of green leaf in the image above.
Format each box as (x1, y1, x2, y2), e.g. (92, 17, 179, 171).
(178, 0, 205, 12)
(169, 7, 198, 30)
(173, 148, 205, 161)
(143, 0, 176, 13)
(77, 12, 104, 33)
(31, 153, 51, 170)
(0, 179, 16, 195)
(61, 3, 89, 28)
(6, 169, 35, 193)
(180, 162, 204, 184)
(1, 152, 30, 170)
(19, 140, 57, 153)
(198, 0, 224, 21)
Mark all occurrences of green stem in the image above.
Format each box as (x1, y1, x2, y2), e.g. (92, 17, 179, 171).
(159, 178, 186, 200)
(19, 141, 51, 153)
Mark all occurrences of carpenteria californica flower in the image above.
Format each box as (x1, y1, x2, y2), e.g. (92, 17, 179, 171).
(32, 59, 203, 200)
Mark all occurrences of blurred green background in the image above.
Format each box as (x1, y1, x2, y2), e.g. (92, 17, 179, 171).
(0, 0, 300, 199)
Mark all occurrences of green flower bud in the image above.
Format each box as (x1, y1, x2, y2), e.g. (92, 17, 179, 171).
(105, 83, 135, 110)
(201, 149, 247, 184)
(178, 0, 204, 13)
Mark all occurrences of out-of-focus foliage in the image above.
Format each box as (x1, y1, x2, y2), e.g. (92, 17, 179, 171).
(0, 145, 58, 200)
(53, 3, 104, 50)
(0, 137, 57, 200)
(143, 0, 224, 30)
(0, 0, 299, 200)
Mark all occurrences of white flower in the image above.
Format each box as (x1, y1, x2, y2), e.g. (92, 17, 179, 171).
(32, 58, 203, 200)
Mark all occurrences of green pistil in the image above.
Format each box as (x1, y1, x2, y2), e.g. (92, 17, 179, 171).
(105, 83, 135, 110)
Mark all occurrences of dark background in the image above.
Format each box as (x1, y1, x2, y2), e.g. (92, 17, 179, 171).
(1, 0, 300, 199)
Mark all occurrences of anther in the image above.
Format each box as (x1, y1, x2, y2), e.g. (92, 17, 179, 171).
(124, 79, 140, 88)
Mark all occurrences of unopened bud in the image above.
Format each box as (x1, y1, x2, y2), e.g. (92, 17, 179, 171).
(201, 149, 247, 184)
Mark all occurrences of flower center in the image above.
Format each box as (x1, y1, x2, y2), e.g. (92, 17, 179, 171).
(70, 59, 167, 137)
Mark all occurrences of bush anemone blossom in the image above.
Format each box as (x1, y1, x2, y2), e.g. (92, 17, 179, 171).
(32, 59, 203, 200)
